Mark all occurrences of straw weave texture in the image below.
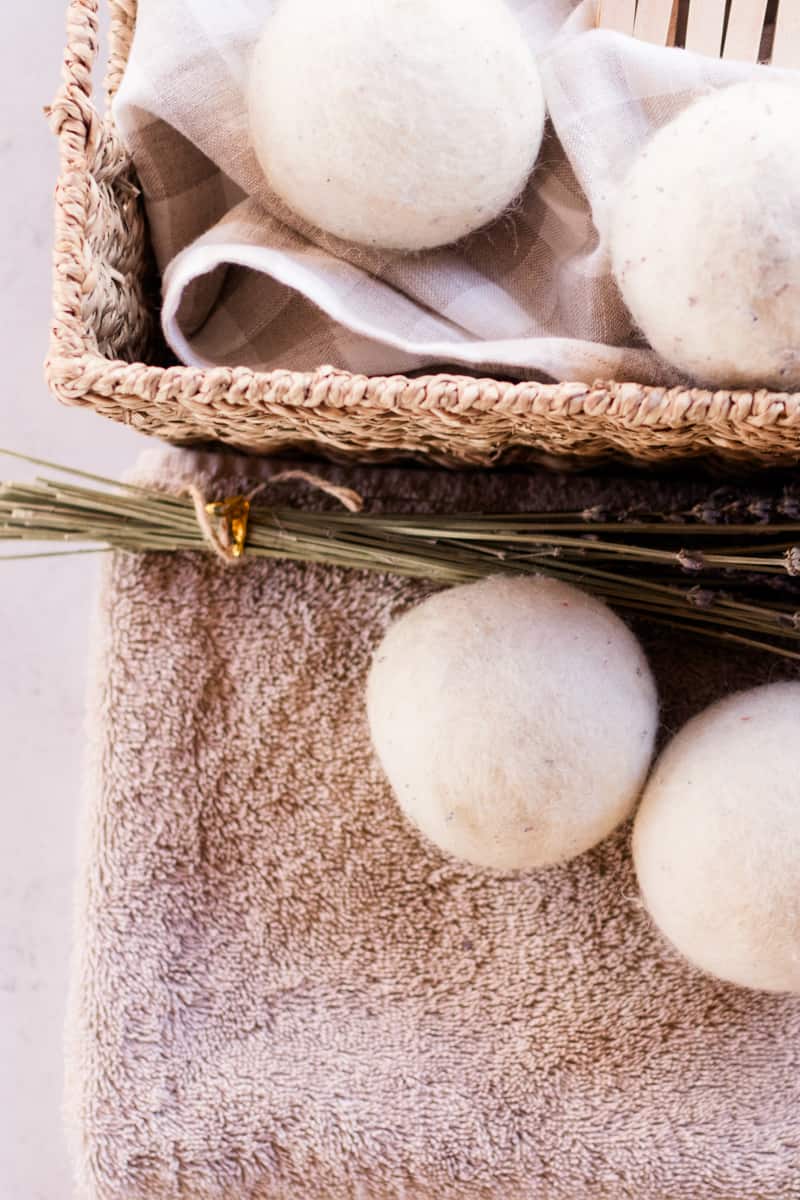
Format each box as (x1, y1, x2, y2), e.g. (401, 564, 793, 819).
(46, 0, 800, 466)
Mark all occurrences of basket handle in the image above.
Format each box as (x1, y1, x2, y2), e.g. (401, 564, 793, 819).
(48, 0, 101, 161)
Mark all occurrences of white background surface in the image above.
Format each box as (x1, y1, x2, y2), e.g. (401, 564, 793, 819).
(0, 5, 144, 1195)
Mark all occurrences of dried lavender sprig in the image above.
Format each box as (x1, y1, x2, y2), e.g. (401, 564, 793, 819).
(2, 450, 800, 660)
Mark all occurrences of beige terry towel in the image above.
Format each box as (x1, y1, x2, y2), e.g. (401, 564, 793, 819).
(67, 449, 800, 1200)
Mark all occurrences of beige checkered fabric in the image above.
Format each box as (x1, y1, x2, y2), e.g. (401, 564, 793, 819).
(115, 0, 770, 384)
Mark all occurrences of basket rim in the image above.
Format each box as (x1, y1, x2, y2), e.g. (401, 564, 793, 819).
(44, 0, 800, 464)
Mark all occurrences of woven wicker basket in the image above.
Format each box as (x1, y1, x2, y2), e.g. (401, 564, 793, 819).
(47, 0, 800, 467)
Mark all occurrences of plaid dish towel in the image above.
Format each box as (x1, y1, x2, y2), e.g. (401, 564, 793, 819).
(114, 0, 773, 384)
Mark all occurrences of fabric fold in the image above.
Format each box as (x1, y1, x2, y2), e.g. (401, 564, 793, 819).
(115, 0, 783, 383)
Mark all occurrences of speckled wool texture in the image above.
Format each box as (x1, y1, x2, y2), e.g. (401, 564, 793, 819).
(248, 0, 546, 252)
(367, 576, 657, 871)
(612, 80, 800, 390)
(66, 448, 800, 1200)
(114, 0, 791, 385)
(634, 682, 800, 994)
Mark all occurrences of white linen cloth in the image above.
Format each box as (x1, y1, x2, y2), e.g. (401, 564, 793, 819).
(114, 0, 774, 384)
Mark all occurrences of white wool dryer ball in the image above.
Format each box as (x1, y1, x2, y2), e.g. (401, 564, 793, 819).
(634, 683, 800, 994)
(366, 576, 658, 871)
(611, 80, 800, 389)
(248, 0, 546, 251)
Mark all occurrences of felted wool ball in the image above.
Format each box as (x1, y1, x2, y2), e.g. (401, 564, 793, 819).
(248, 0, 546, 252)
(611, 81, 800, 389)
(634, 683, 800, 994)
(366, 576, 658, 871)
